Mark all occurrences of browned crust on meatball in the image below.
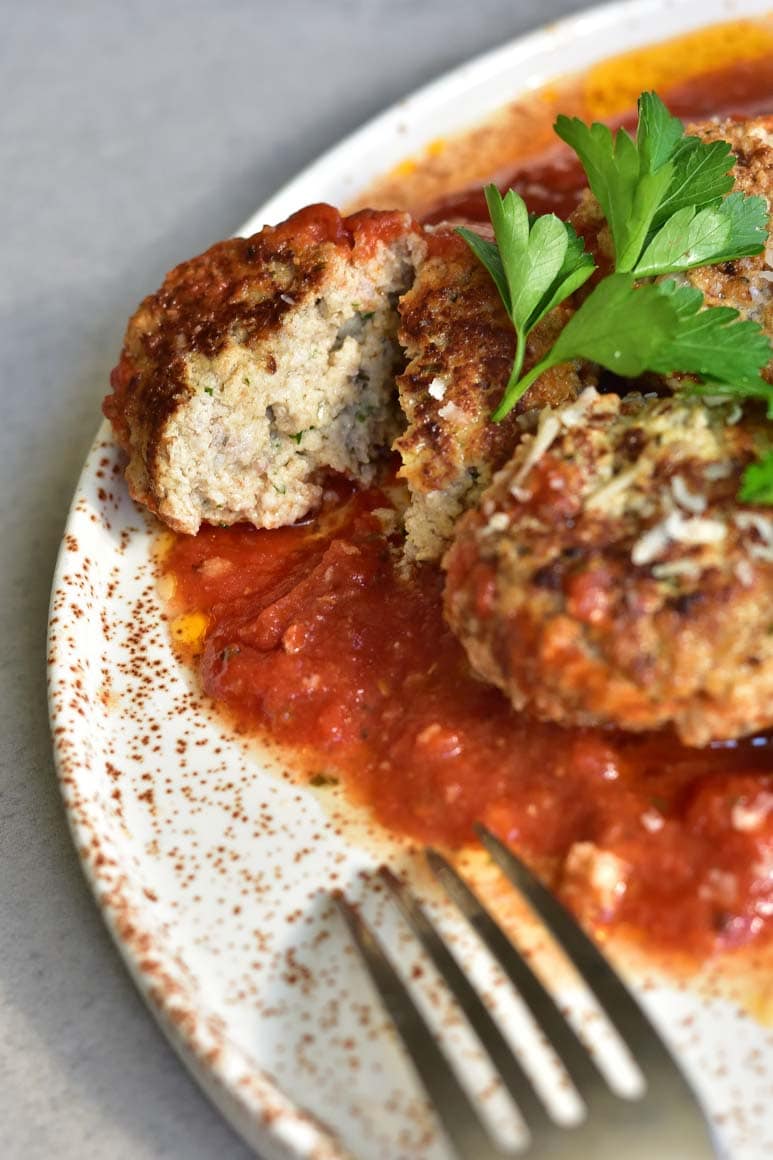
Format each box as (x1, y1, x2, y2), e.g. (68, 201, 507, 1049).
(444, 391, 773, 746)
(104, 204, 424, 532)
(109, 207, 361, 455)
(692, 115, 773, 198)
(395, 228, 593, 559)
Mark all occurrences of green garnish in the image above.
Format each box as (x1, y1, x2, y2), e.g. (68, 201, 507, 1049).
(457, 187, 594, 408)
(457, 91, 773, 500)
(632, 193, 768, 278)
(507, 276, 773, 409)
(554, 93, 766, 276)
(739, 452, 773, 503)
(460, 93, 769, 418)
(647, 281, 773, 390)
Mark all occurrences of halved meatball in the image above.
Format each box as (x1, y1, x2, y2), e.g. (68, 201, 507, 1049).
(104, 204, 425, 534)
(395, 227, 594, 561)
(444, 389, 773, 746)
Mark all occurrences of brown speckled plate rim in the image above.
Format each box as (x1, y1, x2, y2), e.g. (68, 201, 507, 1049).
(46, 1, 771, 1156)
(47, 424, 350, 1160)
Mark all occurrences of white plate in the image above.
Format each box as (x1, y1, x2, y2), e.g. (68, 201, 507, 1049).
(48, 2, 773, 1157)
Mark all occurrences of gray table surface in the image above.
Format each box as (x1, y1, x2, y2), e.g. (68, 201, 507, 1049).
(1, 1, 588, 1156)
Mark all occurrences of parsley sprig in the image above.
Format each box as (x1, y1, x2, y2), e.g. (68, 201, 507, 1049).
(457, 189, 594, 404)
(504, 276, 773, 418)
(554, 93, 767, 276)
(457, 94, 773, 503)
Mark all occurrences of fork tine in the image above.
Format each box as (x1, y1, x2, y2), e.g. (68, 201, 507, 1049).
(426, 848, 615, 1107)
(332, 894, 497, 1160)
(475, 826, 699, 1089)
(379, 866, 553, 1135)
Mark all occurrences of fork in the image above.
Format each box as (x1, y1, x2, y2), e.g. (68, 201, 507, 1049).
(334, 824, 717, 1160)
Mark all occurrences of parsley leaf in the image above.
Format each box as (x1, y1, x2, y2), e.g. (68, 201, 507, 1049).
(555, 98, 674, 272)
(635, 193, 768, 277)
(555, 91, 765, 277)
(457, 185, 594, 395)
(647, 279, 773, 387)
(652, 136, 735, 225)
(492, 274, 773, 419)
(461, 90, 773, 503)
(739, 451, 773, 503)
(636, 90, 684, 171)
(493, 275, 674, 415)
(717, 189, 771, 255)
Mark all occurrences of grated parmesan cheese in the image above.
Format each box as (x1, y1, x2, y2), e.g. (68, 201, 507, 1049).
(485, 511, 510, 533)
(631, 509, 726, 566)
(564, 842, 629, 911)
(556, 386, 600, 429)
(704, 461, 734, 481)
(734, 513, 773, 538)
(733, 511, 773, 564)
(509, 410, 561, 500)
(585, 464, 641, 512)
(670, 474, 707, 514)
(731, 792, 773, 833)
(641, 808, 665, 833)
(652, 558, 704, 581)
(438, 399, 465, 423)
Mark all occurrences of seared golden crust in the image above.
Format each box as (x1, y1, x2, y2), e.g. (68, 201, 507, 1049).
(692, 116, 773, 200)
(444, 391, 773, 746)
(395, 229, 519, 492)
(104, 204, 424, 533)
(109, 206, 357, 457)
(395, 228, 592, 559)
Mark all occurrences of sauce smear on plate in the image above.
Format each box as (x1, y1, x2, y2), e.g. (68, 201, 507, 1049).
(422, 54, 773, 224)
(165, 480, 772, 961)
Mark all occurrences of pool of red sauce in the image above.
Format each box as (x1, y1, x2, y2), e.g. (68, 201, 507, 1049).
(423, 55, 773, 225)
(165, 58, 773, 962)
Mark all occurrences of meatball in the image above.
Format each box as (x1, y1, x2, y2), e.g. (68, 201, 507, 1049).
(104, 204, 425, 534)
(681, 116, 773, 362)
(395, 228, 594, 561)
(570, 115, 773, 375)
(444, 389, 773, 746)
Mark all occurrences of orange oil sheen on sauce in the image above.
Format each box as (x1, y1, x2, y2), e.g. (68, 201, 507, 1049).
(163, 23, 773, 965)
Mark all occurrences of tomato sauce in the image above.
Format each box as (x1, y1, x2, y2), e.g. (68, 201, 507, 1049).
(422, 55, 773, 225)
(164, 479, 773, 960)
(163, 47, 773, 963)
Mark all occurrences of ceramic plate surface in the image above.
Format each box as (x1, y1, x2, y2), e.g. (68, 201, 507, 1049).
(48, 2, 773, 1157)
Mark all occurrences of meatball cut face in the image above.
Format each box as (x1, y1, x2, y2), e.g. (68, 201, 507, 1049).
(395, 228, 594, 562)
(444, 390, 773, 747)
(104, 204, 425, 534)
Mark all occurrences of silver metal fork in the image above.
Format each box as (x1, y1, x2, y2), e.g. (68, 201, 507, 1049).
(334, 824, 717, 1160)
